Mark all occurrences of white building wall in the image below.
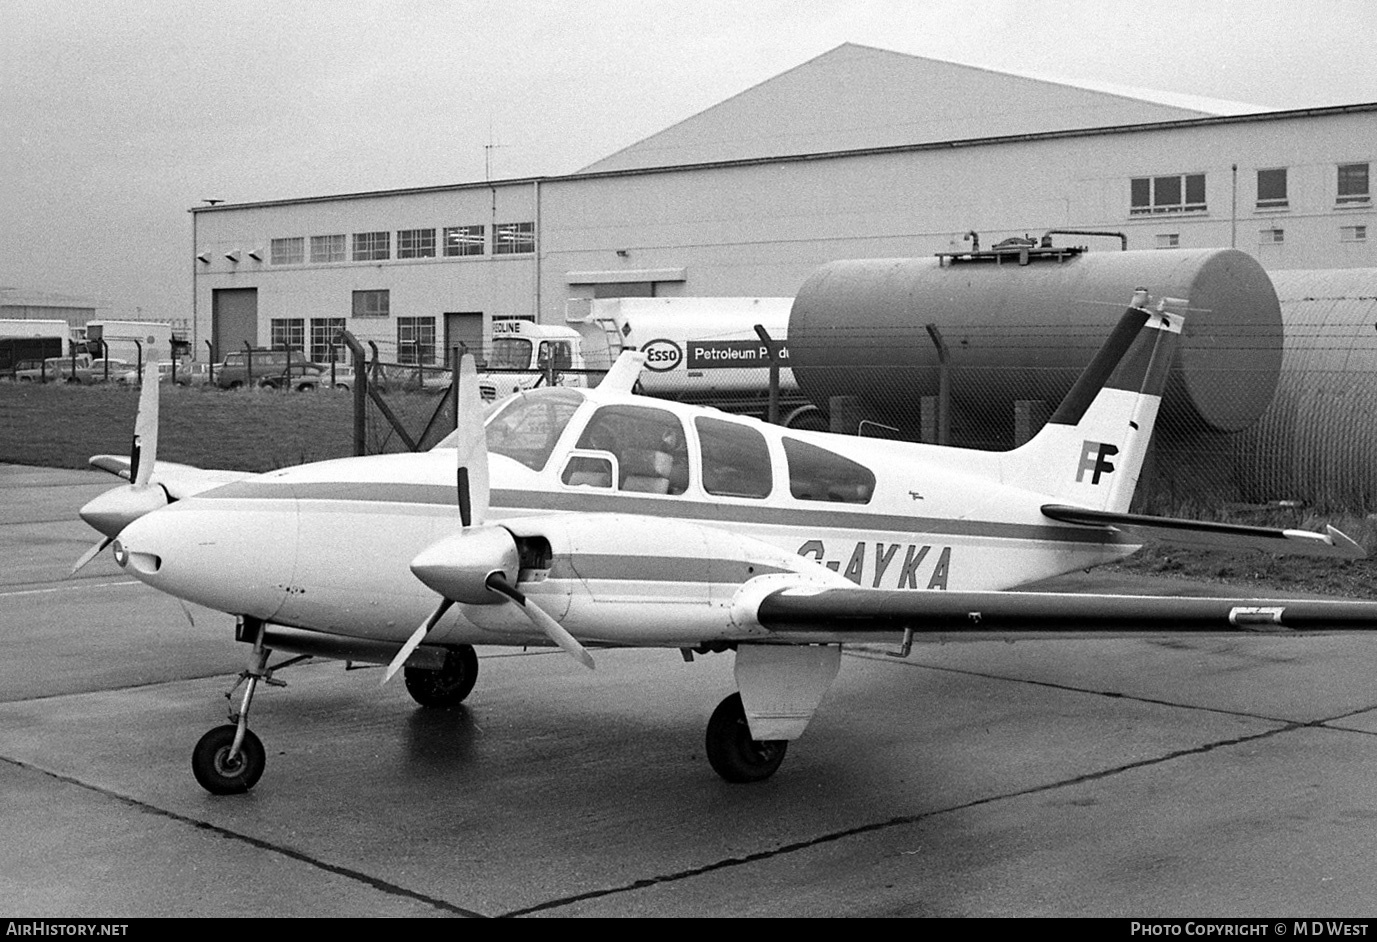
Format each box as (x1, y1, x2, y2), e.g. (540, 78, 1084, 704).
(192, 108, 1376, 359)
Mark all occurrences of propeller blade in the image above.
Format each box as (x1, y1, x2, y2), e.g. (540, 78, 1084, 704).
(131, 358, 160, 487)
(70, 536, 113, 576)
(382, 598, 454, 685)
(486, 573, 595, 670)
(454, 354, 488, 527)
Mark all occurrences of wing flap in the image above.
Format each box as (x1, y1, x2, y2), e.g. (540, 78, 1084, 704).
(1041, 504, 1365, 560)
(755, 586, 1377, 635)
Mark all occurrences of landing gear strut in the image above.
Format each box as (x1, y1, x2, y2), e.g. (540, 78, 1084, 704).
(705, 692, 788, 783)
(192, 617, 288, 795)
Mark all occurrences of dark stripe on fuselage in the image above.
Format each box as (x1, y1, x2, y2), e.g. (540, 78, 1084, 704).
(197, 479, 1125, 546)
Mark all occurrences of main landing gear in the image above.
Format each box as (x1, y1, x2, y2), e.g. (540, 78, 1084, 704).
(403, 644, 479, 708)
(705, 692, 788, 783)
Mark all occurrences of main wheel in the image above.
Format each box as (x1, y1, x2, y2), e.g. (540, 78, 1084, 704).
(192, 725, 266, 795)
(404, 644, 479, 708)
(705, 692, 788, 783)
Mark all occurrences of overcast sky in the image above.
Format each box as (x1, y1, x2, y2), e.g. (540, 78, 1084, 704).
(4, 0, 1375, 322)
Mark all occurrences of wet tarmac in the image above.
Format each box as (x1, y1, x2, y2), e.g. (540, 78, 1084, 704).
(4, 463, 1377, 917)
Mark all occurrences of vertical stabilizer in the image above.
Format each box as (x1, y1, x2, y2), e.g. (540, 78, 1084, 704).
(1001, 293, 1183, 513)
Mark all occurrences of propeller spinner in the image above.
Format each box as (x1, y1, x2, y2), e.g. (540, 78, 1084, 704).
(382, 355, 594, 684)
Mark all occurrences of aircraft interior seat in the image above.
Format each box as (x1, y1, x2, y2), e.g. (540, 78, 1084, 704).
(622, 475, 671, 494)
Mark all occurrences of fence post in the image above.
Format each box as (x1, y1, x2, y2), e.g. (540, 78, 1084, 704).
(205, 340, 215, 384)
(244, 341, 254, 387)
(134, 339, 143, 382)
(99, 340, 109, 382)
(451, 345, 461, 430)
(753, 324, 781, 425)
(924, 324, 950, 445)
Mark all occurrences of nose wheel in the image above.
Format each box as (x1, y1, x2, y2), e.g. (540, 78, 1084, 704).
(192, 617, 291, 795)
(193, 725, 265, 794)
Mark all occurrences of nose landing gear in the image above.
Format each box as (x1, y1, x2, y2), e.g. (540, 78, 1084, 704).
(192, 617, 302, 795)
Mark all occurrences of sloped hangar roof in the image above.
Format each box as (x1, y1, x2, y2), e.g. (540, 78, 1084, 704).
(580, 44, 1235, 173)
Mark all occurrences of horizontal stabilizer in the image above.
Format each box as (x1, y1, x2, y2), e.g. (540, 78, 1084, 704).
(755, 586, 1377, 635)
(1040, 504, 1365, 560)
(88, 456, 252, 500)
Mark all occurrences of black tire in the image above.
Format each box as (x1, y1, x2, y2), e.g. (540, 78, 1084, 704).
(705, 692, 788, 783)
(404, 644, 479, 708)
(192, 725, 266, 795)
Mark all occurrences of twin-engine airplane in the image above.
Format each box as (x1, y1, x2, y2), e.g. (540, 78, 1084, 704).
(76, 290, 1377, 794)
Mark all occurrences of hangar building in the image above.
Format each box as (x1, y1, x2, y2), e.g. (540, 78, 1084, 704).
(190, 44, 1375, 366)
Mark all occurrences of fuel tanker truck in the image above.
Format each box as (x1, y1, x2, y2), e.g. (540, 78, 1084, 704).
(478, 296, 826, 428)
(786, 240, 1283, 447)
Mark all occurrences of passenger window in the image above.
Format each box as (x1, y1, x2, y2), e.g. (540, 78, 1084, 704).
(783, 437, 875, 504)
(577, 405, 688, 495)
(695, 416, 772, 499)
(561, 454, 614, 489)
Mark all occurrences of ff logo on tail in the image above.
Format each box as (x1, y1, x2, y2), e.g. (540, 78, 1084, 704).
(1077, 440, 1119, 485)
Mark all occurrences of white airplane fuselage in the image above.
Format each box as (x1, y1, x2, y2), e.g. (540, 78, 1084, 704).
(115, 388, 1139, 652)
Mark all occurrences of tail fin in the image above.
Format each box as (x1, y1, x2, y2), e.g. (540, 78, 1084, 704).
(1001, 291, 1183, 513)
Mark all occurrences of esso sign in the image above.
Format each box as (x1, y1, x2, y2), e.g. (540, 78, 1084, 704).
(642, 339, 682, 372)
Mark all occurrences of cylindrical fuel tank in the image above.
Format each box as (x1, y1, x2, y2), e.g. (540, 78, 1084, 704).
(788, 248, 1282, 435)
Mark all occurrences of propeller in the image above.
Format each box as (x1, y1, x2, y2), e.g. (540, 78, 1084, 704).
(382, 355, 593, 684)
(72, 359, 169, 575)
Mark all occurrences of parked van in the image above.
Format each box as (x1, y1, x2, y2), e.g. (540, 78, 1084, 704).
(215, 349, 325, 390)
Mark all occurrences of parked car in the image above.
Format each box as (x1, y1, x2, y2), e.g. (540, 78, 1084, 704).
(89, 359, 134, 382)
(117, 361, 189, 386)
(15, 355, 95, 383)
(215, 349, 326, 390)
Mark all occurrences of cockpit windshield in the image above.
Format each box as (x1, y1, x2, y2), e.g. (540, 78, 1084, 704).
(481, 388, 585, 470)
(488, 338, 533, 370)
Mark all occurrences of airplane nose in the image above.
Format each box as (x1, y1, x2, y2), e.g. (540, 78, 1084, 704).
(116, 496, 298, 621)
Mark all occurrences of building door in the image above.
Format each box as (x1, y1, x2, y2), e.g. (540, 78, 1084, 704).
(212, 288, 258, 361)
(444, 312, 484, 363)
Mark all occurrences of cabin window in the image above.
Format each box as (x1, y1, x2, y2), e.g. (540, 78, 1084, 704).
(537, 340, 574, 372)
(577, 405, 688, 495)
(695, 416, 772, 499)
(783, 437, 874, 504)
(484, 389, 584, 471)
(561, 453, 614, 489)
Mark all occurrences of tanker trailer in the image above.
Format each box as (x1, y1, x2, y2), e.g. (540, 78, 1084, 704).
(788, 243, 1282, 447)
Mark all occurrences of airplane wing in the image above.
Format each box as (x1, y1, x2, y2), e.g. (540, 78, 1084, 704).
(751, 584, 1377, 637)
(89, 456, 253, 500)
(1040, 504, 1364, 559)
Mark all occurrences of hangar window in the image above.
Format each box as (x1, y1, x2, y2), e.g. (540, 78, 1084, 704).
(1340, 225, 1367, 243)
(494, 222, 535, 255)
(352, 231, 390, 261)
(270, 318, 305, 352)
(311, 234, 346, 263)
(352, 289, 390, 318)
(270, 237, 304, 265)
(1256, 168, 1288, 209)
(397, 228, 436, 259)
(783, 438, 874, 504)
(1154, 233, 1180, 249)
(1259, 228, 1285, 244)
(444, 225, 485, 257)
(1130, 173, 1205, 215)
(696, 416, 772, 499)
(310, 318, 347, 364)
(397, 317, 436, 364)
(1338, 163, 1370, 204)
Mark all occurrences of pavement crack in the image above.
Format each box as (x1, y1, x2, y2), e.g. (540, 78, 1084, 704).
(497, 717, 1334, 917)
(0, 754, 486, 918)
